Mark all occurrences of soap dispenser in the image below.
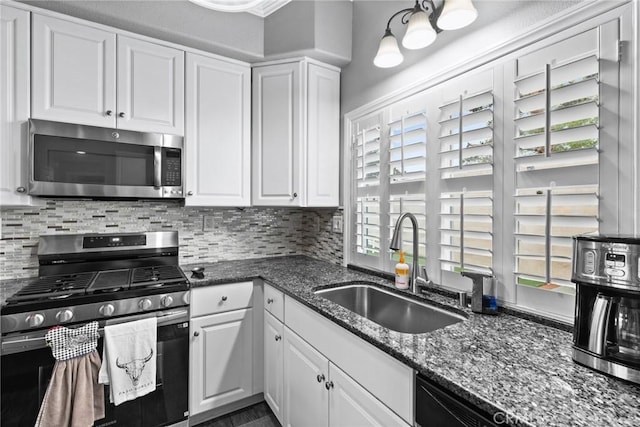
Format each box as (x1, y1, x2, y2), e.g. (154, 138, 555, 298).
(395, 251, 410, 289)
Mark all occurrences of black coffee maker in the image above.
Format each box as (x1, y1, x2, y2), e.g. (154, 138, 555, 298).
(572, 235, 640, 384)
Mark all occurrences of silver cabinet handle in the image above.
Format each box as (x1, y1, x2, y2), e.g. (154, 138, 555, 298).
(266, 298, 274, 304)
(118, 112, 125, 118)
(325, 381, 334, 390)
(16, 187, 26, 193)
(187, 191, 194, 196)
(221, 296, 228, 301)
(275, 334, 282, 341)
(106, 110, 113, 116)
(316, 374, 325, 383)
(194, 331, 200, 337)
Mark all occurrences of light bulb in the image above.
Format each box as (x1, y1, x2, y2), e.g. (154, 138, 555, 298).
(437, 0, 478, 31)
(402, 10, 437, 49)
(374, 30, 404, 68)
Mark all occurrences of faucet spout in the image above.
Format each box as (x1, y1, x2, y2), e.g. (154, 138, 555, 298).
(390, 212, 429, 293)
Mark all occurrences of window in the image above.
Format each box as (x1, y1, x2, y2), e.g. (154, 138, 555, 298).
(345, 9, 630, 322)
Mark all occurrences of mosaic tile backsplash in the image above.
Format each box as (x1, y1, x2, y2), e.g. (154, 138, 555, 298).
(0, 200, 344, 279)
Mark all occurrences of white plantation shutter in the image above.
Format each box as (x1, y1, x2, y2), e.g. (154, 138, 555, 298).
(352, 113, 383, 268)
(440, 190, 493, 275)
(438, 89, 494, 179)
(387, 95, 428, 267)
(438, 70, 494, 277)
(512, 29, 601, 295)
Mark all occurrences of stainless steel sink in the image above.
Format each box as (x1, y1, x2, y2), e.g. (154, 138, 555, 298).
(315, 282, 466, 334)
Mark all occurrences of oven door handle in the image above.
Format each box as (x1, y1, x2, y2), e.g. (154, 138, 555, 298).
(1, 309, 189, 355)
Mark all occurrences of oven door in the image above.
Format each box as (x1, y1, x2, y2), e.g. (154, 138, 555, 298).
(1, 310, 189, 427)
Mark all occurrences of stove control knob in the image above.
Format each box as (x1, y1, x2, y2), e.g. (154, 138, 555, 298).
(26, 313, 45, 328)
(99, 304, 116, 317)
(139, 298, 153, 311)
(161, 296, 174, 308)
(56, 309, 74, 323)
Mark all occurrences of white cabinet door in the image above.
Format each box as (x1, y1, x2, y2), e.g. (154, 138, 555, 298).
(32, 14, 116, 127)
(190, 308, 253, 415)
(0, 5, 30, 207)
(252, 62, 301, 206)
(185, 53, 250, 206)
(306, 63, 340, 207)
(117, 35, 184, 135)
(283, 326, 329, 427)
(328, 362, 409, 427)
(264, 311, 284, 425)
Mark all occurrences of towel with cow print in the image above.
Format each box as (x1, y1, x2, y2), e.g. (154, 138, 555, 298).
(98, 317, 157, 405)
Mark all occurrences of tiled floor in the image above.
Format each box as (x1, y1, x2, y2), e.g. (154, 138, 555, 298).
(195, 402, 280, 427)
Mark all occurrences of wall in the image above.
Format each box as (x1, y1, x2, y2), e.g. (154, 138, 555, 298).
(264, 0, 353, 65)
(342, 0, 585, 114)
(0, 201, 343, 279)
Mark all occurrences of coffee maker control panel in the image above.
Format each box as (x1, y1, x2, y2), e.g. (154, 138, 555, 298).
(573, 236, 640, 291)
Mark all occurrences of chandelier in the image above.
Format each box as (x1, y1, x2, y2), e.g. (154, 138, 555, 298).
(374, 0, 479, 68)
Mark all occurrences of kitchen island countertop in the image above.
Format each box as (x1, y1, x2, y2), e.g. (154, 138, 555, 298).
(184, 255, 640, 427)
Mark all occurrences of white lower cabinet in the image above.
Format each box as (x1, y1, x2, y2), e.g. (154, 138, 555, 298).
(190, 308, 254, 415)
(189, 282, 263, 420)
(328, 363, 407, 427)
(264, 311, 284, 424)
(281, 325, 408, 427)
(283, 326, 329, 427)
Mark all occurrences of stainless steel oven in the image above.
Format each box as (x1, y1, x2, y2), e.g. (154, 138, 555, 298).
(1, 231, 190, 426)
(1, 310, 189, 427)
(29, 119, 183, 199)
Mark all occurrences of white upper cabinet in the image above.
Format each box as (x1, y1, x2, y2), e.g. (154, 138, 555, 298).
(32, 14, 116, 128)
(0, 5, 31, 207)
(117, 35, 184, 134)
(32, 14, 184, 135)
(252, 58, 340, 207)
(185, 53, 250, 206)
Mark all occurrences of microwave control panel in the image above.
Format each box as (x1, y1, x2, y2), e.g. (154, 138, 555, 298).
(162, 148, 182, 187)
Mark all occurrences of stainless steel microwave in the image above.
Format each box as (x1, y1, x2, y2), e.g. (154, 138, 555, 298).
(29, 119, 184, 199)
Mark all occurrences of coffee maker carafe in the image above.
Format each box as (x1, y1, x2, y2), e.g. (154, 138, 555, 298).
(573, 235, 640, 384)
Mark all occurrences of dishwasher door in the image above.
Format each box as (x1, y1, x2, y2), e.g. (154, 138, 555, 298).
(415, 374, 497, 427)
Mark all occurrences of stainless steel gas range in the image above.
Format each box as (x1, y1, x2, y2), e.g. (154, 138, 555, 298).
(1, 231, 190, 427)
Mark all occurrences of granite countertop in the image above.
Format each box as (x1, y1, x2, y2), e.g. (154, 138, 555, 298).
(2, 255, 639, 426)
(183, 255, 640, 427)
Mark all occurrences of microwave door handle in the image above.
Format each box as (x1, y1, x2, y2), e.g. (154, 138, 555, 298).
(154, 146, 162, 190)
(587, 294, 613, 356)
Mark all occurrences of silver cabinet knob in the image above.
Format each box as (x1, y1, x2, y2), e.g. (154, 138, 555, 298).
(160, 296, 174, 307)
(275, 334, 282, 341)
(106, 110, 113, 116)
(290, 192, 298, 201)
(194, 331, 200, 337)
(55, 309, 74, 323)
(16, 187, 26, 193)
(266, 298, 274, 304)
(99, 304, 115, 317)
(26, 313, 45, 328)
(325, 381, 334, 390)
(187, 191, 194, 196)
(316, 374, 325, 383)
(118, 112, 125, 118)
(138, 298, 153, 311)
(221, 296, 228, 302)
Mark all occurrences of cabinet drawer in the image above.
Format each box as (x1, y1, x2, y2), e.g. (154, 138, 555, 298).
(191, 281, 253, 317)
(264, 283, 284, 322)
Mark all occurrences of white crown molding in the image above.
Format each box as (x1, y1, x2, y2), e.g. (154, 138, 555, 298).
(247, 0, 291, 17)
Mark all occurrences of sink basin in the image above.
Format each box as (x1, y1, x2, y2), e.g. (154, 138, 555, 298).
(315, 282, 465, 334)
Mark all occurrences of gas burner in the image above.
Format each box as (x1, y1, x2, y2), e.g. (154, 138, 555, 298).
(6, 272, 96, 302)
(131, 265, 186, 288)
